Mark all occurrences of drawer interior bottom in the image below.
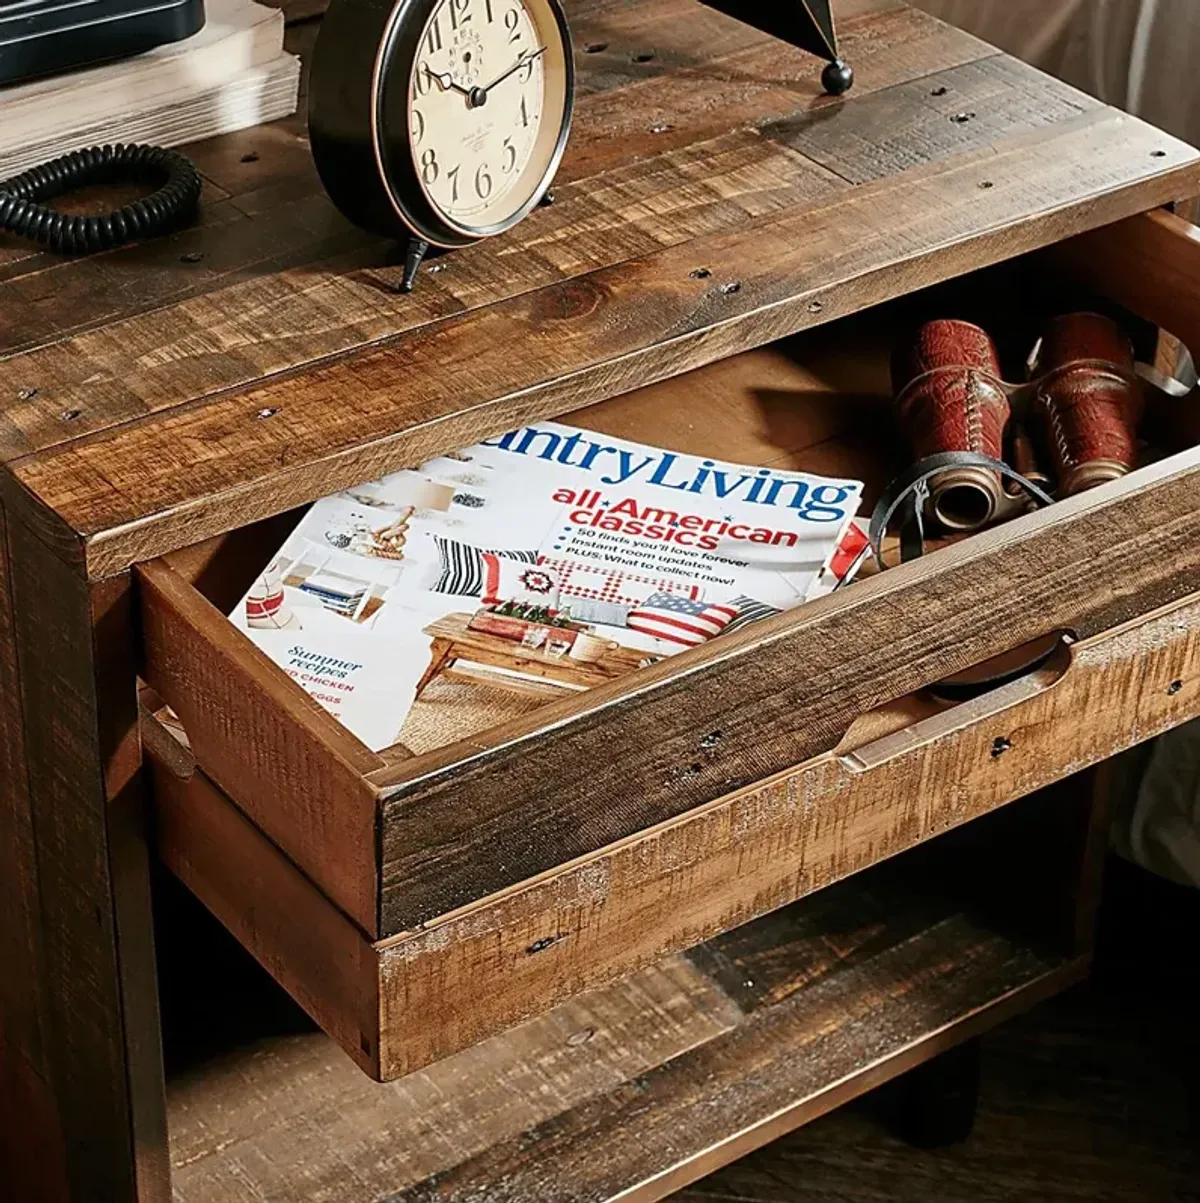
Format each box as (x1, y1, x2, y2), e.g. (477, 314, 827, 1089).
(162, 788, 1091, 1203)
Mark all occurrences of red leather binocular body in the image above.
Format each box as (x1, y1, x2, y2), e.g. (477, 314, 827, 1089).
(892, 313, 1143, 532)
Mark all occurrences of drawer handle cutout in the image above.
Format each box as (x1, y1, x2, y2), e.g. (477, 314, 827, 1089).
(839, 634, 1072, 772)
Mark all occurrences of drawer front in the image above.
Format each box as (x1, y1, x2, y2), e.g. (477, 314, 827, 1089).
(138, 557, 383, 934)
(150, 591, 1200, 1079)
(139, 208, 1200, 943)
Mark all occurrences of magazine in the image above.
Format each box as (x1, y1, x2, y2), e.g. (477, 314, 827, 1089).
(232, 420, 866, 752)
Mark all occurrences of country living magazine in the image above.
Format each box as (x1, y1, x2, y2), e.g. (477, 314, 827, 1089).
(232, 420, 867, 752)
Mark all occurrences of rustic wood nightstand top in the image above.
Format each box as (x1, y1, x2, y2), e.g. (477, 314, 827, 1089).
(1, 0, 1197, 581)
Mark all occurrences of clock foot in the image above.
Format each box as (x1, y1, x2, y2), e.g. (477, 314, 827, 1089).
(399, 237, 430, 293)
(821, 58, 854, 96)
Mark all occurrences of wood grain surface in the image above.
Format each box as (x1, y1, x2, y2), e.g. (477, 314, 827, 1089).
(0, 510, 168, 1203)
(163, 836, 1084, 1203)
(1048, 207, 1200, 357)
(0, 503, 69, 1203)
(138, 556, 383, 934)
(149, 591, 1200, 1078)
(0, 2, 1196, 576)
(134, 239, 1200, 940)
(3, 5, 1199, 1199)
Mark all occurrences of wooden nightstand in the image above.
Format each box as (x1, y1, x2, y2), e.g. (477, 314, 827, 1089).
(5, 2, 1200, 1200)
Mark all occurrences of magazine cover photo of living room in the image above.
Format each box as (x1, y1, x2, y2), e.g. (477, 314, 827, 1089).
(234, 420, 868, 754)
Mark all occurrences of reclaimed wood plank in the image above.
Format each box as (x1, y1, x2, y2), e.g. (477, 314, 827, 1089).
(2, 514, 169, 1202)
(151, 590, 1200, 1074)
(557, 2, 996, 182)
(770, 54, 1098, 182)
(166, 950, 740, 1202)
(144, 721, 385, 1073)
(1047, 208, 1200, 361)
(163, 855, 1078, 1203)
(392, 938, 1078, 1203)
(0, 501, 69, 1203)
(138, 555, 384, 935)
(0, 131, 843, 459)
(11, 110, 1198, 576)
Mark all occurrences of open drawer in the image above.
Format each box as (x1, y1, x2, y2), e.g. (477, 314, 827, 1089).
(140, 209, 1200, 1080)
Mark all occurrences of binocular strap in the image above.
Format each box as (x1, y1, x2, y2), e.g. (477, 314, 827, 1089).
(868, 451, 1056, 568)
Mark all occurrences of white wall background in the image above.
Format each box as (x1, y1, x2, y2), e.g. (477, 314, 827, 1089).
(914, 0, 1200, 146)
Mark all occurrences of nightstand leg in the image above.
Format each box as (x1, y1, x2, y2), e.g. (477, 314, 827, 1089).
(0, 504, 169, 1203)
(889, 1037, 982, 1149)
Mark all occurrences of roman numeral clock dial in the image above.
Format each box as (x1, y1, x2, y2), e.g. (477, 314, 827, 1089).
(309, 0, 574, 290)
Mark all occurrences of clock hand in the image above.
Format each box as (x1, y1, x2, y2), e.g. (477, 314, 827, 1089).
(424, 65, 473, 98)
(468, 46, 547, 107)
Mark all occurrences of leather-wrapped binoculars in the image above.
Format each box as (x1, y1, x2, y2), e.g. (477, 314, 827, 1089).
(892, 313, 1143, 532)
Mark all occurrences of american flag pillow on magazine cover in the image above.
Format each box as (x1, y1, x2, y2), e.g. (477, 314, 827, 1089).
(627, 593, 739, 648)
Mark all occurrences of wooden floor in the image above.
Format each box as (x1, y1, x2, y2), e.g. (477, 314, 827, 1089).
(680, 860, 1200, 1203)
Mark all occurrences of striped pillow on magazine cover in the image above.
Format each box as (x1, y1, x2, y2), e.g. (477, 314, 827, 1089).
(627, 593, 739, 648)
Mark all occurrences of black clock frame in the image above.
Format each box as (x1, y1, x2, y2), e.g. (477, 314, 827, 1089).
(309, 0, 575, 252)
(309, 0, 850, 290)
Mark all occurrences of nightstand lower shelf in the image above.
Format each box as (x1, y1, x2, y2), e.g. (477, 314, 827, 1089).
(164, 796, 1089, 1203)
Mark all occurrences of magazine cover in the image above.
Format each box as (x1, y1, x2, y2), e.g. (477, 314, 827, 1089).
(232, 421, 865, 753)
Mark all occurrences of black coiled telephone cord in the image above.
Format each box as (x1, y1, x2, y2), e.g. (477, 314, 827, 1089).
(0, 143, 201, 254)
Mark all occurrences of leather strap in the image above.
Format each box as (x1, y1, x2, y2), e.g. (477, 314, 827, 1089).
(868, 451, 1055, 568)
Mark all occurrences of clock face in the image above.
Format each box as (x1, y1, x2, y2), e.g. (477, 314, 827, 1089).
(404, 0, 571, 238)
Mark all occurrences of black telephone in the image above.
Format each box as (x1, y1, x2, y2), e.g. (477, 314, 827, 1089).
(0, 0, 204, 86)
